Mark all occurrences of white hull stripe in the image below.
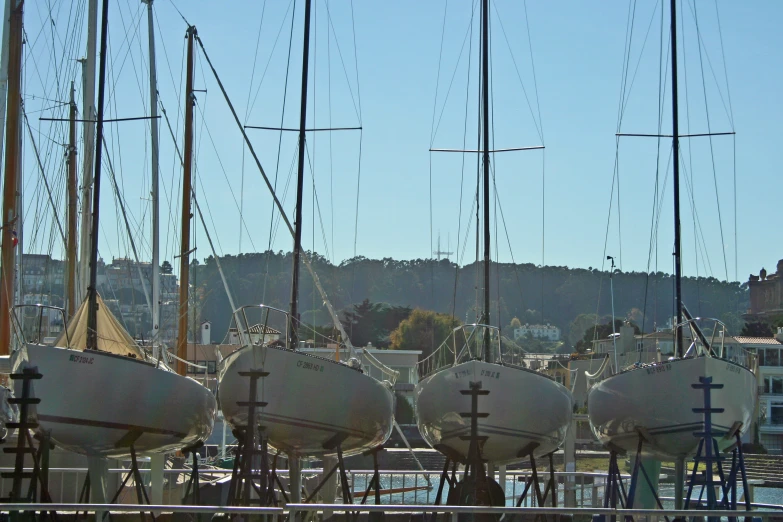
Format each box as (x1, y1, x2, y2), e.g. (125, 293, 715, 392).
(251, 411, 371, 439)
(39, 415, 188, 438)
(608, 422, 734, 440)
(442, 424, 560, 443)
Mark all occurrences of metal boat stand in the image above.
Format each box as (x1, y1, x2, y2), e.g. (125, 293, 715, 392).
(2, 368, 57, 521)
(225, 369, 278, 508)
(429, 381, 503, 522)
(684, 376, 756, 521)
(108, 444, 155, 521)
(302, 434, 353, 504)
(429, 451, 459, 520)
(508, 447, 560, 522)
(358, 445, 385, 522)
(592, 436, 669, 522)
(181, 441, 204, 505)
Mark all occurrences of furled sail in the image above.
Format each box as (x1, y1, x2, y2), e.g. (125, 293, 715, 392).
(54, 294, 144, 358)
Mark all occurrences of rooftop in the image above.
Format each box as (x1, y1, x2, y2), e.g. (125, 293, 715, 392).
(731, 336, 783, 346)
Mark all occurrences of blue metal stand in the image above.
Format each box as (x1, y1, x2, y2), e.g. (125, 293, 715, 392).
(684, 375, 758, 522)
(593, 435, 669, 522)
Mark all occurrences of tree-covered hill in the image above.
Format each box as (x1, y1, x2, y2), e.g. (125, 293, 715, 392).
(193, 251, 748, 346)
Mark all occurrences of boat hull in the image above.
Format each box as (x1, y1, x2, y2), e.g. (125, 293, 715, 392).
(12, 343, 216, 457)
(587, 356, 756, 459)
(415, 360, 573, 464)
(218, 345, 394, 459)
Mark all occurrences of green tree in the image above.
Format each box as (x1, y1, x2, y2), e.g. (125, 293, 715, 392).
(568, 313, 598, 346)
(509, 317, 522, 329)
(341, 300, 412, 348)
(161, 260, 173, 274)
(741, 321, 773, 337)
(390, 309, 461, 359)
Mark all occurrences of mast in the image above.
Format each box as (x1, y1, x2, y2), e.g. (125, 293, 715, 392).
(481, 0, 491, 362)
(144, 0, 161, 357)
(86, 0, 110, 350)
(670, 0, 683, 358)
(289, 0, 312, 346)
(67, 82, 78, 320)
(0, 0, 13, 164)
(0, 0, 23, 356)
(78, 0, 98, 305)
(177, 26, 195, 376)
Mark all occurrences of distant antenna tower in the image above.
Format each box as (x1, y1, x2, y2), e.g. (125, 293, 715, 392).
(433, 232, 453, 261)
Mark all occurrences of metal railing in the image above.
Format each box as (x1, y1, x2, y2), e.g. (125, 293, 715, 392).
(11, 304, 69, 348)
(2, 466, 772, 510)
(0, 503, 779, 522)
(229, 304, 398, 386)
(417, 324, 536, 379)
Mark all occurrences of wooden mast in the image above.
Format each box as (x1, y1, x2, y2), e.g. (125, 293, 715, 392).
(0, 0, 23, 355)
(85, 0, 110, 350)
(176, 26, 195, 375)
(66, 82, 77, 320)
(289, 0, 313, 346)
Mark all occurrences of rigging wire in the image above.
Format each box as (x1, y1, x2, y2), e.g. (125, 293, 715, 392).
(691, 0, 729, 282)
(239, 0, 267, 254)
(449, 0, 476, 320)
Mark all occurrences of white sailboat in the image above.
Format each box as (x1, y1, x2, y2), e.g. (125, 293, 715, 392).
(217, 0, 394, 464)
(414, 0, 573, 467)
(586, 0, 756, 464)
(7, 0, 216, 458)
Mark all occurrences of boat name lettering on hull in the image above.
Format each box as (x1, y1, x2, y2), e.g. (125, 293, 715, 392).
(645, 363, 671, 375)
(726, 363, 740, 374)
(454, 369, 470, 379)
(480, 369, 500, 379)
(296, 360, 324, 372)
(69, 354, 94, 365)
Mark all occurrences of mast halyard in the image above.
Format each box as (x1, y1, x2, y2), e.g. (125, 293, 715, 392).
(0, 0, 23, 356)
(67, 82, 78, 320)
(289, 0, 313, 346)
(78, 0, 98, 305)
(670, 0, 683, 358)
(177, 26, 196, 376)
(144, 0, 161, 358)
(86, 0, 110, 350)
(481, 0, 492, 362)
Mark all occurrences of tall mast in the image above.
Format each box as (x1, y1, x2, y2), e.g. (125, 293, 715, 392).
(0, 0, 14, 165)
(289, 0, 313, 345)
(670, 0, 683, 358)
(78, 0, 98, 305)
(0, 0, 23, 356)
(481, 0, 491, 362)
(177, 26, 195, 376)
(67, 82, 78, 320)
(86, 0, 110, 350)
(143, 0, 161, 357)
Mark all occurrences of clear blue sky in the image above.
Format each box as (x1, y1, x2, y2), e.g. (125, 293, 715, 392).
(17, 1, 783, 287)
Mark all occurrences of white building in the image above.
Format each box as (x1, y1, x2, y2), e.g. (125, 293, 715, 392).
(514, 323, 561, 342)
(740, 328, 783, 454)
(225, 324, 281, 346)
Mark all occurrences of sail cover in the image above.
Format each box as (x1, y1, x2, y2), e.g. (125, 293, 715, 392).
(54, 295, 145, 358)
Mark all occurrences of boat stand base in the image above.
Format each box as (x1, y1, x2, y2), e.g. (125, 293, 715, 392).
(226, 369, 277, 508)
(684, 376, 755, 521)
(2, 367, 56, 522)
(107, 445, 155, 521)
